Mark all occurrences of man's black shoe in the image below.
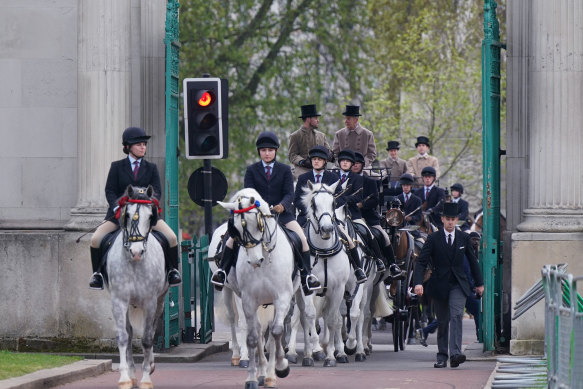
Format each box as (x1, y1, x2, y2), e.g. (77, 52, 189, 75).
(168, 269, 182, 285)
(89, 272, 104, 290)
(450, 354, 466, 368)
(375, 258, 386, 272)
(434, 360, 447, 368)
(354, 268, 367, 284)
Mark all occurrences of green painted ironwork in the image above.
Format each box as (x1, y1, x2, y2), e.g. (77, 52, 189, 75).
(163, 0, 181, 349)
(192, 234, 214, 344)
(481, 0, 503, 352)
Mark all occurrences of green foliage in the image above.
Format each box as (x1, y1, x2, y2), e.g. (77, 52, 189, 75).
(0, 351, 82, 380)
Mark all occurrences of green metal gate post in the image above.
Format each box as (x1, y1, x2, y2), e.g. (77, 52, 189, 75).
(481, 0, 503, 352)
(163, 0, 181, 349)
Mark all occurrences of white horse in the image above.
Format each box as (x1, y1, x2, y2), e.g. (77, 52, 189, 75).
(300, 181, 351, 367)
(218, 188, 296, 389)
(106, 185, 168, 389)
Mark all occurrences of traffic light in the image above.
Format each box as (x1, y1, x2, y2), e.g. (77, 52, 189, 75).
(183, 77, 228, 159)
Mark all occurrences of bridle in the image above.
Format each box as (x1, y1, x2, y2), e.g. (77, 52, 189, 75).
(231, 196, 277, 253)
(120, 198, 156, 249)
(308, 185, 337, 235)
(306, 186, 343, 257)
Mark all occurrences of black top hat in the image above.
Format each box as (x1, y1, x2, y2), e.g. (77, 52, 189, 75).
(415, 136, 430, 147)
(386, 140, 400, 150)
(308, 145, 329, 160)
(399, 173, 414, 185)
(342, 105, 361, 117)
(354, 152, 365, 164)
(442, 202, 459, 218)
(299, 104, 321, 118)
(421, 166, 436, 176)
(337, 149, 356, 163)
(450, 183, 464, 194)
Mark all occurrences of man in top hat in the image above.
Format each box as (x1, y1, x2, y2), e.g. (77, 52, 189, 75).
(289, 104, 332, 179)
(406, 136, 440, 184)
(450, 183, 470, 231)
(332, 105, 377, 167)
(413, 202, 484, 369)
(379, 140, 408, 182)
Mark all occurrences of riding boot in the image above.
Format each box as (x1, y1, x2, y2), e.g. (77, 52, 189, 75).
(88, 247, 104, 290)
(299, 251, 321, 295)
(348, 247, 367, 284)
(211, 245, 235, 290)
(382, 244, 404, 280)
(370, 237, 386, 273)
(166, 246, 182, 285)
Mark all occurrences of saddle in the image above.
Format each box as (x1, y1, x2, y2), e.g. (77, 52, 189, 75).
(98, 228, 170, 284)
(280, 224, 304, 281)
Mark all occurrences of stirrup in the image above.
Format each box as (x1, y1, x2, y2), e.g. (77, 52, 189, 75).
(89, 272, 104, 290)
(305, 274, 321, 291)
(211, 269, 226, 286)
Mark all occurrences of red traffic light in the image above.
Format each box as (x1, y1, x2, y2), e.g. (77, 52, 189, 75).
(197, 91, 213, 107)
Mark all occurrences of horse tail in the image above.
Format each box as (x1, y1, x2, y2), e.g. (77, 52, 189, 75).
(373, 283, 393, 317)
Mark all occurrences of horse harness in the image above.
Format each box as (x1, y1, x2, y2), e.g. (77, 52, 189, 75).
(230, 196, 277, 255)
(117, 193, 160, 249)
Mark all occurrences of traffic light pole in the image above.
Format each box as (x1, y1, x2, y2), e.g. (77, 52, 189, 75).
(203, 159, 213, 236)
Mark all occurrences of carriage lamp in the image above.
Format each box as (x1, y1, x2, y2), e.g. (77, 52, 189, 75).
(386, 208, 404, 227)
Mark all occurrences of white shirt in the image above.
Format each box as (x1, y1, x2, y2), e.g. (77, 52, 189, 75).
(128, 155, 142, 168)
(262, 161, 275, 174)
(452, 197, 460, 204)
(445, 231, 455, 246)
(312, 170, 324, 182)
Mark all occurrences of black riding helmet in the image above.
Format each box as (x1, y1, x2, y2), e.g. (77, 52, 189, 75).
(122, 127, 151, 154)
(354, 152, 365, 165)
(308, 145, 329, 160)
(337, 149, 356, 164)
(450, 183, 464, 194)
(421, 166, 437, 177)
(399, 173, 415, 185)
(255, 131, 280, 149)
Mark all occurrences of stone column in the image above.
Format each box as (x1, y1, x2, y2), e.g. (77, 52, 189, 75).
(66, 0, 132, 231)
(516, 0, 583, 233)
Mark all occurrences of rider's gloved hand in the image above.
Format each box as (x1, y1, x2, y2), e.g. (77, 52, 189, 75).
(299, 159, 312, 168)
(356, 202, 363, 209)
(272, 204, 284, 214)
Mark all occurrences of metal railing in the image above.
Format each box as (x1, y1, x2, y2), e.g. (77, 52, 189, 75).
(492, 264, 583, 388)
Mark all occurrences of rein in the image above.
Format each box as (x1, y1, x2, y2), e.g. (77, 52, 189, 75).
(120, 198, 157, 248)
(232, 197, 277, 253)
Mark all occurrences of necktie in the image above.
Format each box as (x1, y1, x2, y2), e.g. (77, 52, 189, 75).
(340, 174, 347, 183)
(405, 194, 409, 204)
(315, 174, 321, 183)
(265, 165, 271, 180)
(448, 233, 452, 246)
(425, 188, 430, 200)
(133, 161, 140, 180)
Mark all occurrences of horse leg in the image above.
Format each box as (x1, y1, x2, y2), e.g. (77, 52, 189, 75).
(243, 302, 260, 389)
(224, 289, 242, 366)
(295, 289, 317, 366)
(284, 298, 300, 364)
(235, 295, 250, 368)
(354, 288, 368, 361)
(271, 297, 291, 384)
(138, 299, 160, 389)
(124, 311, 137, 387)
(112, 297, 133, 389)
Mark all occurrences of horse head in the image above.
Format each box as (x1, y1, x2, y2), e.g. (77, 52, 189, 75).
(121, 185, 156, 262)
(218, 188, 274, 267)
(302, 180, 338, 239)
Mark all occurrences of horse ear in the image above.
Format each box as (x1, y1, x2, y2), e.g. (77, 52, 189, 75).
(127, 185, 134, 197)
(146, 185, 154, 198)
(307, 180, 314, 190)
(328, 181, 339, 193)
(217, 201, 237, 211)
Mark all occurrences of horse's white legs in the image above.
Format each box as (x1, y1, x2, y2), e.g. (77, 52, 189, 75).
(295, 289, 317, 365)
(112, 297, 133, 389)
(285, 303, 300, 362)
(223, 288, 243, 366)
(138, 297, 162, 389)
(235, 294, 250, 366)
(243, 301, 260, 388)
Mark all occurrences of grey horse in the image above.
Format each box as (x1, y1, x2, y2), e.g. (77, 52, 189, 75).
(107, 185, 168, 389)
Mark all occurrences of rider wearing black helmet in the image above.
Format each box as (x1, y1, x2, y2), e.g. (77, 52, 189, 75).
(413, 166, 445, 227)
(88, 127, 182, 289)
(450, 183, 470, 231)
(396, 173, 423, 225)
(352, 152, 405, 279)
(211, 132, 321, 295)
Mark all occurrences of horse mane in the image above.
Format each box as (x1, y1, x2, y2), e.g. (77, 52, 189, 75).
(301, 182, 334, 212)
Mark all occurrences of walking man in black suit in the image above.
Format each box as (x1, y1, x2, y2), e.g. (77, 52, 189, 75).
(413, 202, 484, 368)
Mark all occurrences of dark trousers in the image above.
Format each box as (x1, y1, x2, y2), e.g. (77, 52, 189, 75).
(465, 295, 481, 339)
(433, 286, 466, 362)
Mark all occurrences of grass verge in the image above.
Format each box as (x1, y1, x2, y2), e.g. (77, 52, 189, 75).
(0, 351, 83, 380)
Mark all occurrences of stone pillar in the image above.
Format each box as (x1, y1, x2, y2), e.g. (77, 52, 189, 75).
(516, 0, 583, 233)
(66, 0, 133, 231)
(508, 0, 583, 355)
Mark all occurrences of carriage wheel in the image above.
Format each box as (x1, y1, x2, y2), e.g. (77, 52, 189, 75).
(402, 256, 417, 347)
(392, 279, 402, 352)
(398, 276, 408, 351)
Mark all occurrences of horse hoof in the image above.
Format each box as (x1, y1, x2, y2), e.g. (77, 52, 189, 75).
(333, 350, 339, 358)
(276, 365, 290, 378)
(302, 357, 314, 367)
(355, 353, 366, 362)
(364, 347, 371, 355)
(313, 351, 326, 361)
(323, 358, 336, 367)
(285, 354, 297, 364)
(245, 381, 259, 389)
(344, 345, 356, 355)
(139, 382, 154, 389)
(336, 355, 349, 364)
(118, 381, 133, 389)
(258, 376, 265, 386)
(264, 377, 277, 387)
(231, 357, 241, 366)
(239, 360, 249, 368)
